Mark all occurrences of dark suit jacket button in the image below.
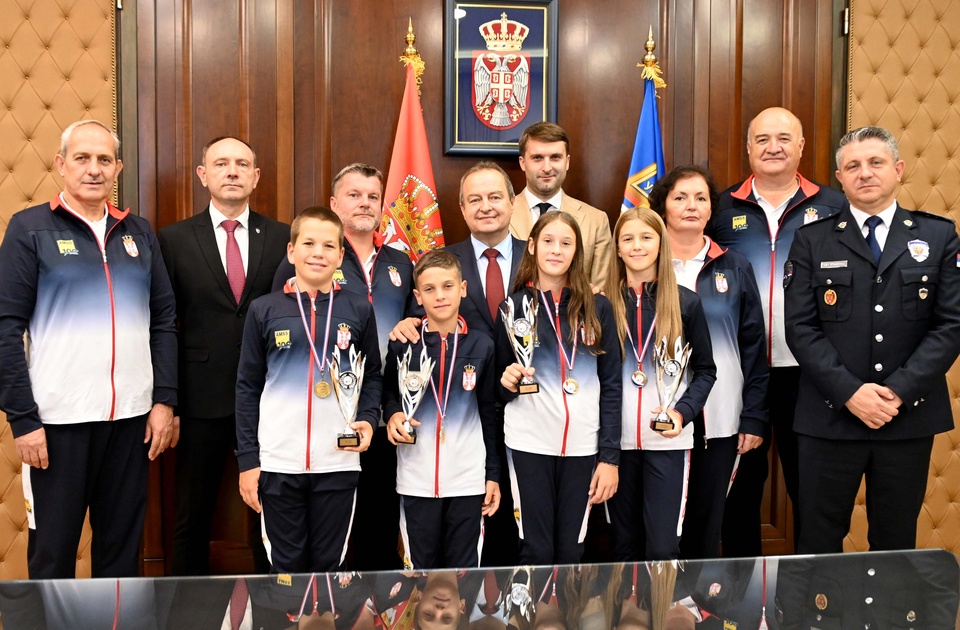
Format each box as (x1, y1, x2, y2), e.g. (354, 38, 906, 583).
(236, 311, 244, 318)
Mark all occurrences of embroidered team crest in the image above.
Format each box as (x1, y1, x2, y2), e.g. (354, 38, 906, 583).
(463, 364, 477, 391)
(709, 582, 722, 597)
(337, 323, 351, 350)
(732, 215, 747, 231)
(388, 265, 402, 287)
(336, 572, 357, 588)
(803, 207, 819, 224)
(472, 13, 531, 130)
(715, 272, 728, 293)
(122, 235, 139, 257)
(274, 330, 291, 349)
(908, 239, 930, 262)
(333, 268, 346, 284)
(389, 581, 403, 598)
(57, 239, 79, 256)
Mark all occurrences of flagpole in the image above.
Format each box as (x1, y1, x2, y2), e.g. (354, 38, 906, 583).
(621, 25, 667, 211)
(381, 18, 444, 260)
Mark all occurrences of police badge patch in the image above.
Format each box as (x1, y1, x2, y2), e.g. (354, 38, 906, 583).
(908, 240, 929, 262)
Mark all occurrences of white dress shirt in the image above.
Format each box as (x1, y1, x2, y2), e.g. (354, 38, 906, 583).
(753, 180, 798, 237)
(672, 237, 711, 291)
(524, 189, 564, 222)
(849, 200, 898, 251)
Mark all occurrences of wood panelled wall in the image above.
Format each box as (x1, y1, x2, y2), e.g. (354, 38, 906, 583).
(135, 0, 842, 567)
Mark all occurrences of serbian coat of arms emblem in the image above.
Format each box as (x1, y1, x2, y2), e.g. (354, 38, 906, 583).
(472, 13, 530, 130)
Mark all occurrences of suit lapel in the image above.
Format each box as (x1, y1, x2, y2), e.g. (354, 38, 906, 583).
(241, 212, 266, 306)
(877, 205, 915, 275)
(194, 211, 235, 301)
(511, 191, 534, 239)
(836, 209, 878, 266)
(457, 243, 494, 328)
(510, 237, 526, 291)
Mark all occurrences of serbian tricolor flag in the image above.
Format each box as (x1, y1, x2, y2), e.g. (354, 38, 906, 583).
(381, 45, 444, 261)
(622, 31, 667, 212)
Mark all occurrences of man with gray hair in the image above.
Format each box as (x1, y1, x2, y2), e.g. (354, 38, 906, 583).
(0, 120, 178, 577)
(784, 126, 960, 552)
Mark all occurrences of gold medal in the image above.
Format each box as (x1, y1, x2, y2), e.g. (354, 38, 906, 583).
(632, 370, 647, 387)
(562, 377, 579, 395)
(314, 380, 331, 398)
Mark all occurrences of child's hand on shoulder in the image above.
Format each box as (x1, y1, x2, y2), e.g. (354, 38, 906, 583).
(386, 411, 419, 445)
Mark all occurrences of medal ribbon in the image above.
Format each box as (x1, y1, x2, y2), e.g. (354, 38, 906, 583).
(540, 290, 577, 375)
(294, 281, 336, 384)
(422, 320, 460, 419)
(625, 288, 658, 369)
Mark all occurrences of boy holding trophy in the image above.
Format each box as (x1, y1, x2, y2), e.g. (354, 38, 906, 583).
(235, 207, 382, 573)
(382, 250, 501, 569)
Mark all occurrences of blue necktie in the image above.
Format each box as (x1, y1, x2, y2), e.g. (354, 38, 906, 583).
(864, 215, 883, 264)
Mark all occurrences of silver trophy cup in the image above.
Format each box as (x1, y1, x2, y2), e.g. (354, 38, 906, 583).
(500, 294, 540, 394)
(331, 345, 366, 448)
(651, 337, 692, 432)
(397, 345, 434, 444)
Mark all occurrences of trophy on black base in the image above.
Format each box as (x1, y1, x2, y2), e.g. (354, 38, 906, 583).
(397, 345, 434, 444)
(650, 337, 692, 432)
(501, 294, 540, 395)
(331, 345, 366, 448)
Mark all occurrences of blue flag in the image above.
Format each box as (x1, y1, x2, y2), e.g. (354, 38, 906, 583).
(622, 75, 665, 211)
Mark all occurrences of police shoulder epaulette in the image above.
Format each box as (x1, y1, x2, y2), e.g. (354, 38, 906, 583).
(911, 209, 956, 224)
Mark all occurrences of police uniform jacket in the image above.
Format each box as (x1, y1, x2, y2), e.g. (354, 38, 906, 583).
(784, 205, 960, 440)
(775, 549, 960, 629)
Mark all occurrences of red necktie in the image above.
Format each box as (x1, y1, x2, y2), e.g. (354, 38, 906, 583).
(483, 248, 505, 321)
(221, 220, 245, 304)
(230, 578, 248, 630)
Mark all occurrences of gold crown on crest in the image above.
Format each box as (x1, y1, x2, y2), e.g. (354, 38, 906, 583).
(479, 12, 529, 51)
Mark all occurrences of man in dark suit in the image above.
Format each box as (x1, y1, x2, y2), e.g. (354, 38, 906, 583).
(784, 126, 960, 553)
(392, 161, 524, 566)
(158, 136, 289, 575)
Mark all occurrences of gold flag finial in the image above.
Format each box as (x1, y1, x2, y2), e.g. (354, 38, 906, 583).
(637, 25, 666, 90)
(400, 18, 426, 92)
(643, 25, 657, 66)
(403, 17, 418, 58)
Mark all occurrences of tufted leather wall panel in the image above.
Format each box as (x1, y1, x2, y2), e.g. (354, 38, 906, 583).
(0, 0, 117, 578)
(846, 0, 960, 553)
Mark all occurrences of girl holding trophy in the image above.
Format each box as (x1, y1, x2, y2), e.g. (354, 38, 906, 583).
(603, 207, 716, 561)
(497, 210, 622, 565)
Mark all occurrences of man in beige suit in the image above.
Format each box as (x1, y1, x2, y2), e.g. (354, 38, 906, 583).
(509, 121, 613, 287)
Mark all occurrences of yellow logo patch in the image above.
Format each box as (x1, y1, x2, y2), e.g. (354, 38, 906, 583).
(732, 215, 747, 231)
(57, 240, 79, 255)
(277, 574, 292, 586)
(333, 269, 345, 283)
(275, 330, 291, 349)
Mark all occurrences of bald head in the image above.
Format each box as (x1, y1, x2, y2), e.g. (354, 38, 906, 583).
(746, 107, 805, 184)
